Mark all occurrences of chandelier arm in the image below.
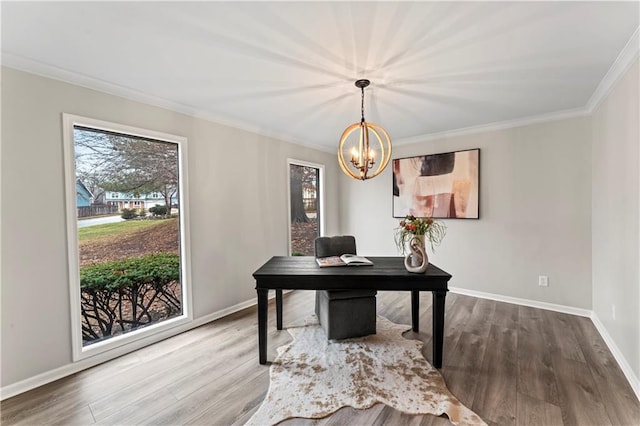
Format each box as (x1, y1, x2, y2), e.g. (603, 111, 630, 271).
(359, 122, 366, 169)
(338, 123, 366, 180)
(367, 127, 384, 178)
(364, 124, 392, 178)
(363, 122, 371, 177)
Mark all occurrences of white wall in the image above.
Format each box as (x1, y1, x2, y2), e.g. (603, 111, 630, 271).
(340, 116, 593, 309)
(592, 60, 639, 381)
(0, 67, 340, 388)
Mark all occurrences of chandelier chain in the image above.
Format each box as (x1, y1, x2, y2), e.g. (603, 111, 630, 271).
(361, 86, 365, 123)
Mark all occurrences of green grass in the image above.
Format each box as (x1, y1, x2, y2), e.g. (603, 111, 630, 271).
(78, 219, 171, 242)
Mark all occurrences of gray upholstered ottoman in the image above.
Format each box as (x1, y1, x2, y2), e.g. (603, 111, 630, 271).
(315, 289, 377, 340)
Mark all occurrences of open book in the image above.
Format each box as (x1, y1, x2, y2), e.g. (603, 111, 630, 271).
(316, 254, 373, 267)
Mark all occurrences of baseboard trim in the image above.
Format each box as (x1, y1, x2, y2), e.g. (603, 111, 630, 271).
(590, 313, 640, 401)
(449, 286, 592, 317)
(450, 286, 639, 401)
(0, 290, 289, 401)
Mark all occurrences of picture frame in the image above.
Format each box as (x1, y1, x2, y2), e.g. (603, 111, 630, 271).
(392, 148, 480, 219)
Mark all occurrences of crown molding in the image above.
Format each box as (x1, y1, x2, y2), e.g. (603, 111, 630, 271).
(2, 52, 201, 118)
(586, 27, 640, 113)
(394, 107, 590, 146)
(1, 53, 335, 154)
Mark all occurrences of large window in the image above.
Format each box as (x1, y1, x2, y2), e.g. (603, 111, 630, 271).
(288, 159, 324, 255)
(63, 114, 192, 361)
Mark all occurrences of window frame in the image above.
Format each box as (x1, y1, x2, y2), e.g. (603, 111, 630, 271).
(286, 158, 325, 256)
(62, 113, 193, 361)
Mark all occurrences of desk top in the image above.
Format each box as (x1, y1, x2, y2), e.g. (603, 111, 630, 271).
(253, 256, 452, 291)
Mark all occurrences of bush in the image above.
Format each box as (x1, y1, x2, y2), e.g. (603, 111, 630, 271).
(80, 253, 180, 291)
(121, 208, 137, 220)
(80, 253, 181, 344)
(149, 205, 168, 216)
(138, 207, 147, 217)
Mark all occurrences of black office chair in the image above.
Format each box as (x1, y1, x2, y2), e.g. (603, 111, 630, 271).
(314, 236, 377, 339)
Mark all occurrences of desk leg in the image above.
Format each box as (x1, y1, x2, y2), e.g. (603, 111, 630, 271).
(411, 291, 420, 332)
(257, 288, 268, 364)
(276, 289, 283, 330)
(432, 290, 447, 368)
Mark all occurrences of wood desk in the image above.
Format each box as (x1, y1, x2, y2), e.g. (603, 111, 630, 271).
(252, 256, 452, 368)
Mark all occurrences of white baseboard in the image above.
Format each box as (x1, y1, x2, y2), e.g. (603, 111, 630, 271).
(590, 313, 640, 401)
(449, 286, 592, 317)
(450, 286, 639, 401)
(0, 290, 288, 401)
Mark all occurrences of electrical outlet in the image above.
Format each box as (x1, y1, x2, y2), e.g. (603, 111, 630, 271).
(612, 305, 616, 320)
(538, 275, 549, 287)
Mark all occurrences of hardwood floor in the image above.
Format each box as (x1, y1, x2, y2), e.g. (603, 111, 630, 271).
(2, 291, 638, 425)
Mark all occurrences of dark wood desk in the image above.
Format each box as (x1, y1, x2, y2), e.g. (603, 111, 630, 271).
(252, 256, 452, 368)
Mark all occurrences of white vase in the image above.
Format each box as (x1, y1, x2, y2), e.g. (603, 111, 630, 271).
(404, 234, 428, 273)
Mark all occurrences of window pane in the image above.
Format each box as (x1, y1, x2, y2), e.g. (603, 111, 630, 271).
(74, 126, 183, 346)
(289, 163, 320, 256)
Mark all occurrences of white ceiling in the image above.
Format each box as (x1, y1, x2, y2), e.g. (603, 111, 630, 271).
(2, 1, 638, 151)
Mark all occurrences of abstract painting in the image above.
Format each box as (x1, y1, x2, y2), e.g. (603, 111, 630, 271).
(393, 149, 479, 219)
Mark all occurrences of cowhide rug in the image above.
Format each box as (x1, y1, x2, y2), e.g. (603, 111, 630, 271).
(246, 315, 486, 426)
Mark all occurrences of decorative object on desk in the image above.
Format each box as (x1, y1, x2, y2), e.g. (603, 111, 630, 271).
(405, 234, 429, 273)
(337, 79, 392, 181)
(245, 315, 486, 426)
(393, 149, 479, 219)
(395, 215, 446, 273)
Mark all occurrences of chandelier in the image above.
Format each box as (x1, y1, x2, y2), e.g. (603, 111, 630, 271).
(338, 79, 392, 180)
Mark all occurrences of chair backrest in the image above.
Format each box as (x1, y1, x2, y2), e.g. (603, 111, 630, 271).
(314, 235, 357, 258)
